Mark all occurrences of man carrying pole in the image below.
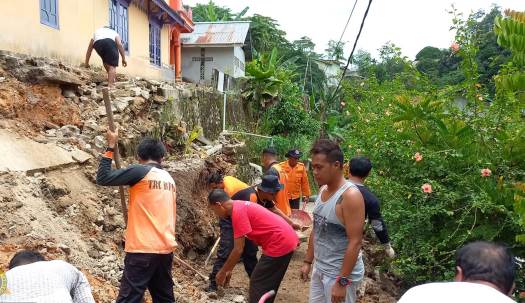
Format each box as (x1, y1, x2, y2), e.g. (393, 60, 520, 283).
(96, 128, 177, 303)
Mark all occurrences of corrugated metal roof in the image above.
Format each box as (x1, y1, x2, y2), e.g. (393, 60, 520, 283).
(181, 21, 250, 46)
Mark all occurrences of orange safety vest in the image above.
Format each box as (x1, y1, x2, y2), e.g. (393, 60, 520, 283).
(270, 163, 291, 217)
(280, 160, 311, 200)
(223, 176, 250, 198)
(126, 167, 177, 254)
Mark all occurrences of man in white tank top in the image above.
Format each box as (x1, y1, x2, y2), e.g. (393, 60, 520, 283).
(84, 26, 127, 88)
(300, 139, 365, 303)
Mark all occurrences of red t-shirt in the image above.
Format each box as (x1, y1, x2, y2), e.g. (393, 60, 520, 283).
(231, 200, 298, 257)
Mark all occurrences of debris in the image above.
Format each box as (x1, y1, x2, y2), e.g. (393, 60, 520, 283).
(70, 149, 92, 164)
(140, 90, 150, 100)
(62, 89, 76, 98)
(233, 295, 245, 303)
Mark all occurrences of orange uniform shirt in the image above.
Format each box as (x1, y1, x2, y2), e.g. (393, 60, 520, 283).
(97, 152, 177, 254)
(126, 167, 177, 253)
(223, 176, 250, 198)
(280, 160, 311, 200)
(267, 162, 291, 216)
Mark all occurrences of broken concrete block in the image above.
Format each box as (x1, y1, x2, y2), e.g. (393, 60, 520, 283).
(140, 90, 150, 99)
(94, 135, 106, 148)
(114, 97, 134, 112)
(70, 149, 92, 163)
(0, 129, 78, 173)
(130, 87, 142, 97)
(60, 125, 80, 137)
(153, 95, 167, 104)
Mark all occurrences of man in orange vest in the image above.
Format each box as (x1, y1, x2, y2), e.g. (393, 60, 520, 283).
(280, 149, 311, 210)
(261, 148, 291, 216)
(96, 129, 177, 303)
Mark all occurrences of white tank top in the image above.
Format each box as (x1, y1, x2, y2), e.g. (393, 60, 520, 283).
(93, 27, 118, 42)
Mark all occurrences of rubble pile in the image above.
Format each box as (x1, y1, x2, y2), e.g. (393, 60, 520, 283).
(0, 51, 252, 302)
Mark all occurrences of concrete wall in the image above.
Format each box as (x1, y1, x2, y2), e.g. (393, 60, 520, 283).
(233, 46, 245, 78)
(181, 46, 235, 84)
(0, 0, 174, 81)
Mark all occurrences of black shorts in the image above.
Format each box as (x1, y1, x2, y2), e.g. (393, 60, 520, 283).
(93, 38, 119, 67)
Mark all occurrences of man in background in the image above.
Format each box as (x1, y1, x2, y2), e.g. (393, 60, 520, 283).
(347, 156, 395, 258)
(85, 26, 127, 87)
(261, 148, 291, 216)
(280, 149, 311, 210)
(0, 250, 95, 303)
(398, 241, 516, 302)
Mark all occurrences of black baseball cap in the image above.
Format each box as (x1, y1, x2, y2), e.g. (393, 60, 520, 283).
(286, 149, 302, 159)
(257, 175, 283, 193)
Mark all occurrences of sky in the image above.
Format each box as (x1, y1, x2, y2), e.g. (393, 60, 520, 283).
(183, 0, 525, 60)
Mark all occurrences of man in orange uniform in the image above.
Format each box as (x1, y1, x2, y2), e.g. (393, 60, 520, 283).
(280, 149, 311, 210)
(96, 129, 177, 303)
(261, 148, 291, 216)
(208, 170, 251, 198)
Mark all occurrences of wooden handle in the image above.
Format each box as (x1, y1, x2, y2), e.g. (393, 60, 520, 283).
(174, 255, 209, 281)
(102, 87, 128, 225)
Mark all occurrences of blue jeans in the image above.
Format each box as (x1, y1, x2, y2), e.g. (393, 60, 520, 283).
(309, 267, 361, 303)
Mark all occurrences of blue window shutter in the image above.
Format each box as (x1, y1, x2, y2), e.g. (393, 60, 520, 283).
(40, 0, 59, 29)
(109, 0, 129, 51)
(149, 23, 161, 66)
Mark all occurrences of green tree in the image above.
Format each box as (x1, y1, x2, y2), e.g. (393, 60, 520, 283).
(325, 40, 345, 61)
(191, 1, 233, 21)
(248, 14, 289, 54)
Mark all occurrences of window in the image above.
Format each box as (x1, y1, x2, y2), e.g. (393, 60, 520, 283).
(40, 0, 59, 29)
(109, 0, 129, 51)
(149, 23, 161, 66)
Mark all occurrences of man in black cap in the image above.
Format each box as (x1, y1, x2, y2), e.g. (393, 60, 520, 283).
(207, 175, 300, 292)
(261, 148, 291, 216)
(280, 149, 311, 210)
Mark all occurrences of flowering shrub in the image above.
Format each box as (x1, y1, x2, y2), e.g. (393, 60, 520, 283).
(340, 9, 525, 293)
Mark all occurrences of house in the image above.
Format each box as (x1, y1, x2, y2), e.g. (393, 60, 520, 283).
(314, 59, 343, 87)
(180, 21, 252, 84)
(0, 0, 194, 81)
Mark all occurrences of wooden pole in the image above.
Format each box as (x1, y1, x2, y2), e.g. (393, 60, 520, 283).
(174, 255, 209, 281)
(102, 87, 128, 225)
(204, 237, 221, 266)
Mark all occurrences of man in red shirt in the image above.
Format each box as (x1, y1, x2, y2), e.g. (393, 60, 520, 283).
(208, 189, 299, 303)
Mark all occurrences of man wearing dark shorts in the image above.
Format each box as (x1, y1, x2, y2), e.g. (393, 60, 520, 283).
(208, 189, 299, 303)
(85, 26, 127, 87)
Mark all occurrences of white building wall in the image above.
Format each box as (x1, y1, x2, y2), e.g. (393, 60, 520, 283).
(181, 46, 236, 84)
(233, 46, 246, 78)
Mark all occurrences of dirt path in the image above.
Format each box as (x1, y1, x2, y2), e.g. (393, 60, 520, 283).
(227, 239, 310, 303)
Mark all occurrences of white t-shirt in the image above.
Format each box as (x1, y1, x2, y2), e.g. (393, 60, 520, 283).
(398, 282, 515, 303)
(93, 27, 118, 42)
(0, 260, 95, 303)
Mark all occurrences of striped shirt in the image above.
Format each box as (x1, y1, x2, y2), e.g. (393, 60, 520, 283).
(0, 260, 95, 303)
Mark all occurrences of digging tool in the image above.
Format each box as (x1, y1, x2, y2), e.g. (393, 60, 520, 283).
(174, 255, 209, 281)
(102, 87, 128, 226)
(204, 237, 221, 266)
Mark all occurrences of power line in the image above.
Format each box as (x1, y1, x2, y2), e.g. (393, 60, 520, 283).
(332, 0, 373, 100)
(337, 0, 359, 48)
